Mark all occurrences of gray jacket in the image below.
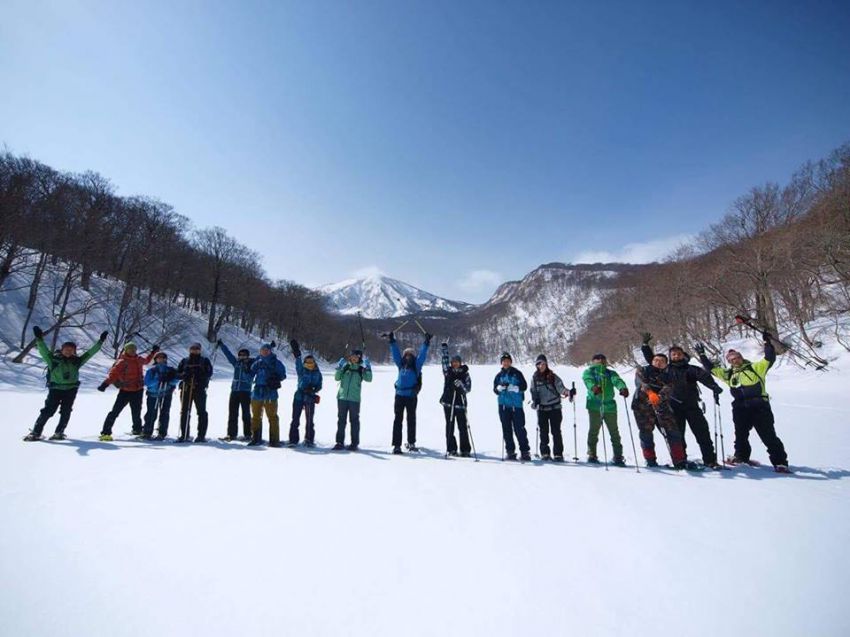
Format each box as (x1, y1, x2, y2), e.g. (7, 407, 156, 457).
(530, 371, 567, 411)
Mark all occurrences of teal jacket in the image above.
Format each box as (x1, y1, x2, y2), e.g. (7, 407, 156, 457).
(335, 358, 372, 402)
(582, 364, 627, 414)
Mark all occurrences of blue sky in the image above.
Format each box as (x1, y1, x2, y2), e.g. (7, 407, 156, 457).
(2, 0, 849, 303)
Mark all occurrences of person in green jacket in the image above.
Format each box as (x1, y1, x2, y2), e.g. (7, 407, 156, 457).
(333, 348, 372, 451)
(696, 336, 789, 472)
(581, 353, 629, 465)
(24, 326, 107, 441)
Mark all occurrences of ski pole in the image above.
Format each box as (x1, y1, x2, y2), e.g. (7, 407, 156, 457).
(734, 315, 827, 370)
(447, 389, 457, 458)
(715, 394, 726, 465)
(464, 394, 478, 462)
(571, 382, 578, 462)
(599, 401, 608, 471)
(357, 312, 366, 350)
(622, 395, 640, 474)
(414, 319, 427, 335)
(534, 409, 540, 460)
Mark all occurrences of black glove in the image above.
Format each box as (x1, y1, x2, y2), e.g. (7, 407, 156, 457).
(216, 338, 223, 347)
(712, 386, 723, 395)
(388, 331, 395, 344)
(99, 331, 108, 342)
(424, 333, 433, 345)
(619, 388, 629, 398)
(694, 342, 705, 355)
(151, 344, 160, 354)
(270, 340, 276, 349)
(762, 331, 773, 344)
(33, 326, 44, 339)
(97, 382, 108, 392)
(290, 339, 301, 357)
(640, 332, 652, 345)
(440, 342, 449, 354)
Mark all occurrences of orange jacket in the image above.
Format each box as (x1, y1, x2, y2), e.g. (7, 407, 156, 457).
(105, 352, 155, 392)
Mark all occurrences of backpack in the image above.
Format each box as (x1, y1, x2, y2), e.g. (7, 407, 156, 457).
(264, 361, 282, 390)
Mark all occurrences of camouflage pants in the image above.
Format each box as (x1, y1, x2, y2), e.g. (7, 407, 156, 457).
(631, 397, 686, 464)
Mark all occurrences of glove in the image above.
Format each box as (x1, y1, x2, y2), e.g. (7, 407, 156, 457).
(216, 338, 223, 346)
(712, 386, 723, 395)
(100, 331, 109, 342)
(151, 344, 160, 354)
(640, 332, 652, 345)
(388, 331, 395, 343)
(530, 402, 538, 410)
(453, 379, 465, 389)
(592, 385, 602, 395)
(33, 326, 44, 339)
(441, 342, 449, 352)
(289, 339, 301, 357)
(363, 356, 371, 367)
(694, 342, 705, 355)
(337, 357, 346, 369)
(508, 384, 520, 393)
(97, 382, 108, 392)
(619, 388, 629, 398)
(569, 386, 577, 399)
(424, 333, 433, 345)
(496, 385, 506, 393)
(762, 331, 773, 344)
(646, 390, 660, 406)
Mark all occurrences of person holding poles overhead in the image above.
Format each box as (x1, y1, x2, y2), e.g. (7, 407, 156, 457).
(175, 343, 213, 443)
(440, 342, 472, 457)
(388, 323, 431, 454)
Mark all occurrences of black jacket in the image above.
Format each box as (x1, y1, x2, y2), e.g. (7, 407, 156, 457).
(642, 345, 721, 406)
(178, 355, 214, 390)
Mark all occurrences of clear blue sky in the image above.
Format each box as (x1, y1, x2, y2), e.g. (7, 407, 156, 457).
(2, 0, 849, 302)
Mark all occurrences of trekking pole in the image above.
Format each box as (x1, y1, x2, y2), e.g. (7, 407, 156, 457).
(357, 312, 367, 350)
(622, 395, 640, 474)
(571, 382, 579, 462)
(154, 380, 166, 436)
(447, 389, 457, 458)
(715, 394, 727, 465)
(414, 319, 427, 335)
(533, 406, 540, 460)
(464, 395, 478, 462)
(599, 401, 609, 471)
(183, 379, 195, 441)
(734, 315, 827, 370)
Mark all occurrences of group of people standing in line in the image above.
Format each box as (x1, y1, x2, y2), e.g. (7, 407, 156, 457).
(21, 325, 791, 473)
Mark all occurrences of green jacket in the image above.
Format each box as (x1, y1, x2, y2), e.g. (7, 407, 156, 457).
(582, 364, 627, 414)
(37, 337, 103, 390)
(335, 359, 372, 402)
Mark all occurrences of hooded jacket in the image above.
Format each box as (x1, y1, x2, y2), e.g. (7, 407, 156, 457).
(37, 336, 102, 390)
(440, 350, 471, 408)
(390, 340, 430, 397)
(251, 352, 286, 401)
(493, 366, 527, 409)
(144, 363, 179, 397)
(530, 369, 567, 411)
(220, 342, 256, 393)
(582, 364, 627, 414)
(700, 341, 776, 405)
(105, 350, 156, 392)
(294, 354, 323, 402)
(335, 356, 372, 402)
(641, 345, 722, 406)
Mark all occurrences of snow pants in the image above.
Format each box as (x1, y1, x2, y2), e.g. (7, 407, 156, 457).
(227, 390, 252, 439)
(537, 408, 564, 457)
(632, 398, 686, 464)
(143, 392, 173, 437)
(179, 386, 208, 440)
(443, 404, 470, 454)
(289, 397, 317, 444)
(33, 387, 78, 436)
(102, 389, 143, 435)
(336, 399, 361, 446)
(499, 405, 529, 456)
(393, 395, 417, 447)
(672, 401, 716, 465)
(732, 400, 788, 467)
(587, 409, 623, 458)
(251, 399, 280, 444)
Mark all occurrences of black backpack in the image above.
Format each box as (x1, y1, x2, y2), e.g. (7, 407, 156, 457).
(264, 361, 282, 390)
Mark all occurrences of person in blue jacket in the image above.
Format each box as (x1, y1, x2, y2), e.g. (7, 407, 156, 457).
(288, 339, 323, 447)
(249, 343, 287, 447)
(493, 352, 531, 461)
(217, 339, 257, 441)
(140, 351, 179, 440)
(388, 330, 432, 454)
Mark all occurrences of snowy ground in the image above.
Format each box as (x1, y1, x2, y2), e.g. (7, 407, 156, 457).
(2, 356, 849, 636)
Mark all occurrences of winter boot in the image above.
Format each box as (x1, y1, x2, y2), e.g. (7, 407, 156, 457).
(505, 452, 518, 461)
(194, 436, 207, 443)
(447, 450, 458, 457)
(553, 455, 564, 462)
(520, 452, 532, 461)
(303, 440, 316, 448)
(612, 456, 626, 467)
(49, 432, 67, 441)
(269, 441, 281, 448)
(645, 459, 659, 468)
(138, 433, 153, 441)
(332, 443, 345, 450)
(99, 434, 113, 442)
(775, 464, 792, 474)
(586, 455, 600, 464)
(460, 451, 471, 458)
(393, 446, 403, 455)
(23, 432, 43, 442)
(346, 444, 359, 451)
(541, 453, 552, 461)
(674, 460, 701, 471)
(247, 438, 263, 446)
(174, 437, 189, 443)
(218, 436, 233, 442)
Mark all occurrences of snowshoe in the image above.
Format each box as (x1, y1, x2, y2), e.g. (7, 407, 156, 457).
(332, 443, 345, 451)
(286, 441, 298, 448)
(246, 439, 263, 446)
(174, 437, 189, 444)
(447, 450, 458, 457)
(520, 452, 532, 462)
(393, 446, 403, 455)
(99, 434, 113, 442)
(23, 433, 43, 442)
(673, 461, 704, 471)
(138, 433, 153, 441)
(405, 443, 419, 452)
(553, 455, 564, 463)
(727, 456, 761, 467)
(346, 444, 358, 451)
(49, 432, 67, 441)
(131, 429, 142, 436)
(238, 435, 251, 442)
(218, 436, 234, 442)
(774, 465, 793, 474)
(611, 456, 626, 467)
(194, 437, 207, 443)
(303, 440, 316, 448)
(504, 453, 518, 461)
(586, 456, 600, 464)
(706, 462, 729, 471)
(268, 441, 281, 448)
(154, 434, 166, 441)
(541, 453, 552, 461)
(645, 459, 659, 468)
(460, 451, 471, 458)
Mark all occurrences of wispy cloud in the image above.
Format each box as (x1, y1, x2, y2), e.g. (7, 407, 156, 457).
(351, 265, 385, 279)
(457, 269, 503, 292)
(572, 234, 693, 264)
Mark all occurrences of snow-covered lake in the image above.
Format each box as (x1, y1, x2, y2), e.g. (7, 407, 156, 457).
(2, 360, 849, 636)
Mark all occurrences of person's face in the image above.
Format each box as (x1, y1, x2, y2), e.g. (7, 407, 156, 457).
(304, 358, 316, 370)
(536, 361, 547, 372)
(501, 359, 511, 369)
(348, 354, 360, 365)
(727, 352, 744, 367)
(652, 355, 668, 370)
(125, 346, 137, 356)
(670, 349, 685, 362)
(238, 352, 250, 361)
(451, 360, 460, 370)
(592, 357, 606, 367)
(61, 345, 76, 358)
(190, 346, 201, 356)
(155, 356, 167, 366)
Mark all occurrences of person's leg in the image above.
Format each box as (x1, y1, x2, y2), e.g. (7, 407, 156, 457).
(671, 402, 689, 456)
(456, 410, 470, 454)
(685, 405, 717, 465)
(551, 410, 564, 457)
(194, 390, 209, 439)
(499, 406, 516, 456)
(227, 392, 239, 439)
(392, 396, 404, 448)
(102, 392, 130, 435)
(587, 410, 602, 458)
(604, 410, 624, 458)
(159, 393, 173, 436)
(305, 400, 316, 444)
(289, 397, 303, 444)
(657, 406, 686, 465)
(266, 401, 280, 445)
(54, 388, 79, 434)
(513, 408, 530, 454)
(350, 401, 361, 447)
(731, 404, 753, 462)
(537, 411, 550, 456)
(238, 392, 251, 438)
(129, 390, 144, 435)
(250, 400, 264, 443)
(633, 402, 657, 462)
(407, 396, 417, 445)
(752, 403, 788, 467)
(336, 400, 348, 445)
(32, 390, 62, 437)
(444, 405, 457, 452)
(143, 394, 158, 436)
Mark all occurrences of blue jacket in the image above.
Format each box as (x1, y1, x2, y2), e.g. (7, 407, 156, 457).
(251, 353, 287, 401)
(144, 364, 179, 397)
(220, 342, 256, 393)
(294, 355, 323, 403)
(391, 340, 430, 397)
(493, 366, 528, 409)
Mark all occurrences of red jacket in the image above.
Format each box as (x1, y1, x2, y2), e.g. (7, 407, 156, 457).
(105, 352, 155, 392)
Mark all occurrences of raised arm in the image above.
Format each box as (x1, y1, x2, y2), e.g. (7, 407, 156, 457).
(219, 341, 238, 367)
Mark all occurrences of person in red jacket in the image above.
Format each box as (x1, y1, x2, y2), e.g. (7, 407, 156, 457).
(97, 341, 158, 440)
